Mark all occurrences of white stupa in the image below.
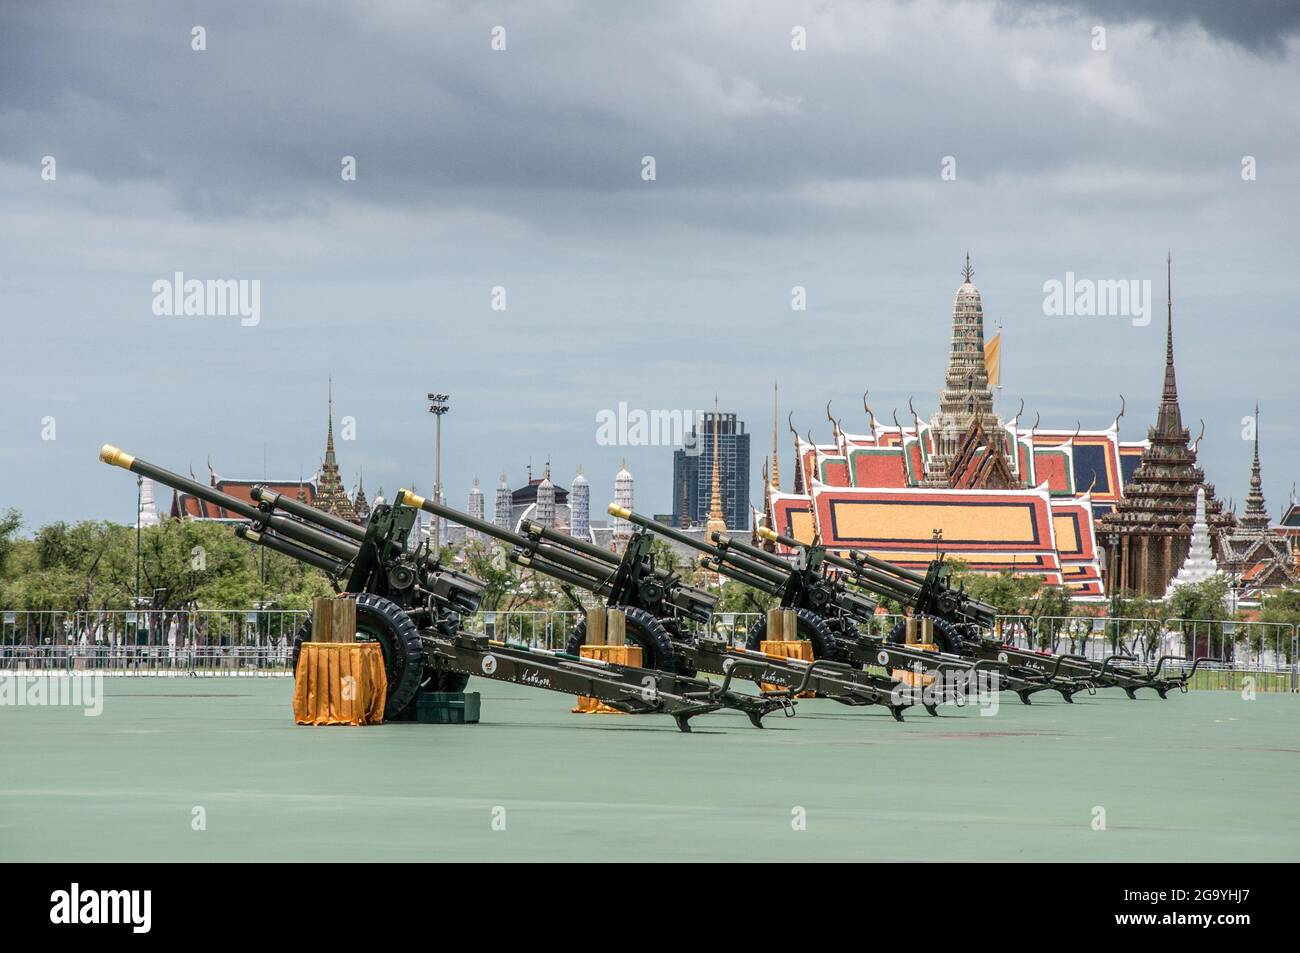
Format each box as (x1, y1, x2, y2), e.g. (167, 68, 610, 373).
(612, 460, 634, 544)
(1164, 487, 1224, 599)
(534, 464, 556, 528)
(137, 477, 160, 528)
(569, 466, 590, 540)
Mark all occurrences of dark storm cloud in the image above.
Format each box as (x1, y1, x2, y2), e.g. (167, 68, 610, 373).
(1, 0, 1297, 528)
(4, 0, 1295, 225)
(1000, 0, 1300, 54)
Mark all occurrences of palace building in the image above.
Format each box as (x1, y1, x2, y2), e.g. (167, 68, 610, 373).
(760, 256, 1223, 600)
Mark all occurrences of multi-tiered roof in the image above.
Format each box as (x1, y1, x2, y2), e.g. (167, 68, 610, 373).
(314, 380, 358, 523)
(1097, 257, 1233, 596)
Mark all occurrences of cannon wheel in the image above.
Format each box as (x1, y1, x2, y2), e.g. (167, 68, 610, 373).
(886, 614, 961, 654)
(292, 593, 426, 720)
(566, 605, 681, 674)
(743, 607, 837, 661)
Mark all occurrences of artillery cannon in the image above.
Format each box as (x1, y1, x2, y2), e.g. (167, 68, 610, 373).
(96, 445, 789, 731)
(408, 493, 913, 719)
(756, 525, 1205, 702)
(611, 505, 998, 715)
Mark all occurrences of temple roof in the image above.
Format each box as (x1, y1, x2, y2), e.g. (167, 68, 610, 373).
(172, 480, 315, 520)
(1098, 257, 1232, 541)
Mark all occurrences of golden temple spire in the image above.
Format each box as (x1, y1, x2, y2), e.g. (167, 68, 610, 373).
(770, 381, 781, 491)
(706, 397, 727, 537)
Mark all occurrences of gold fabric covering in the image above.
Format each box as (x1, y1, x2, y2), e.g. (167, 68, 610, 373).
(573, 645, 642, 714)
(293, 642, 387, 725)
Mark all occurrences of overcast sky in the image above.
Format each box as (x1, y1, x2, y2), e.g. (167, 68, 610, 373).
(2, 0, 1297, 531)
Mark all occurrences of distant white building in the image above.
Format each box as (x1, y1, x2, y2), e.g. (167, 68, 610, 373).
(570, 467, 590, 540)
(612, 460, 634, 548)
(137, 477, 159, 528)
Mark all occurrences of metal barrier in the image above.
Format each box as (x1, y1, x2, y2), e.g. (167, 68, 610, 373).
(0, 646, 296, 674)
(461, 610, 770, 648)
(2, 609, 308, 650)
(5, 607, 1294, 689)
(996, 614, 1299, 691)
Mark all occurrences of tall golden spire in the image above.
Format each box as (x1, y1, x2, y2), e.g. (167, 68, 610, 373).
(770, 381, 781, 491)
(706, 398, 727, 537)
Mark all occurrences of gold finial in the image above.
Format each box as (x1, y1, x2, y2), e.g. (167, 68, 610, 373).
(706, 398, 727, 537)
(771, 381, 781, 491)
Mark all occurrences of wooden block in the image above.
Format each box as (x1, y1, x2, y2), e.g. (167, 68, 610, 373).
(606, 609, 626, 647)
(312, 596, 336, 643)
(334, 595, 356, 644)
(766, 607, 785, 641)
(585, 607, 607, 646)
(782, 609, 798, 641)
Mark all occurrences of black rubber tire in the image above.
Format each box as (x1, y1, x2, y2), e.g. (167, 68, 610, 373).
(744, 607, 837, 662)
(886, 614, 961, 654)
(566, 605, 681, 674)
(292, 593, 426, 720)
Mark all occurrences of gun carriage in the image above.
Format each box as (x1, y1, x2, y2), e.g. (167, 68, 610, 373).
(756, 526, 1204, 702)
(410, 494, 915, 720)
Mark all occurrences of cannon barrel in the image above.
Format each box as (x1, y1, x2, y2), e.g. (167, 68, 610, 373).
(609, 504, 789, 591)
(758, 525, 924, 597)
(831, 554, 923, 601)
(399, 489, 530, 549)
(511, 550, 612, 595)
(697, 555, 780, 593)
(520, 519, 621, 567)
(102, 445, 261, 521)
(252, 485, 366, 543)
(610, 503, 709, 554)
(524, 541, 619, 588)
(711, 531, 791, 572)
(402, 491, 622, 584)
(236, 526, 348, 575)
(101, 445, 361, 565)
(406, 490, 630, 593)
(260, 512, 361, 561)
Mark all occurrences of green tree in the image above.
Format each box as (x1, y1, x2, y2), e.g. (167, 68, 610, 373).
(0, 508, 21, 575)
(714, 578, 776, 615)
(1260, 585, 1300, 627)
(1165, 576, 1231, 659)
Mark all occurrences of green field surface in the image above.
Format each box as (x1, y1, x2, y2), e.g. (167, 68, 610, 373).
(2, 677, 1297, 862)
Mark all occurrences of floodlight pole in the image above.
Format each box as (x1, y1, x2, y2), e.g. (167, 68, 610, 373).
(427, 393, 450, 552)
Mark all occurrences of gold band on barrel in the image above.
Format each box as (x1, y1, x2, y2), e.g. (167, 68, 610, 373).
(398, 489, 426, 509)
(99, 444, 136, 470)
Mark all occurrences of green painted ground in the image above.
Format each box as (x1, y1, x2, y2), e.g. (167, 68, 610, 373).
(1, 677, 1297, 862)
